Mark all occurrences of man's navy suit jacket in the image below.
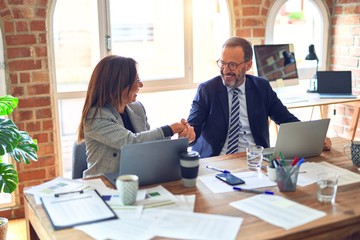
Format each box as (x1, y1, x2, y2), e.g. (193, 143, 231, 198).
(187, 74, 299, 158)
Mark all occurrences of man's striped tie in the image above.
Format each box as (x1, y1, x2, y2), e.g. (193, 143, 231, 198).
(226, 88, 241, 155)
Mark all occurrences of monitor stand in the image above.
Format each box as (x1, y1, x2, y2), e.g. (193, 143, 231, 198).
(270, 78, 299, 88)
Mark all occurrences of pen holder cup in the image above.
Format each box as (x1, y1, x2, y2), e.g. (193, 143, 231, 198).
(275, 166, 299, 192)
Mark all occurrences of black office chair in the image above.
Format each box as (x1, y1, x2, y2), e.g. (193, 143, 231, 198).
(71, 141, 88, 179)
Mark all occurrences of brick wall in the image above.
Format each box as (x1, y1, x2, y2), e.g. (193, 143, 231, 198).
(330, 1, 360, 140)
(0, 0, 55, 219)
(0, 0, 358, 219)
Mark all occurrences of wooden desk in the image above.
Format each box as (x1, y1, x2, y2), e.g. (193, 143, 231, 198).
(274, 80, 360, 111)
(24, 137, 360, 240)
(272, 81, 360, 137)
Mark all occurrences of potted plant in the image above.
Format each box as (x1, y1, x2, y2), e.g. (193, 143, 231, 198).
(0, 95, 38, 237)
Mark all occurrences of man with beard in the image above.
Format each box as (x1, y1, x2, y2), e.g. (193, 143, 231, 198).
(187, 37, 330, 158)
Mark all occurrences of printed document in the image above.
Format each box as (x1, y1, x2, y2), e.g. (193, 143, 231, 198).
(297, 161, 360, 186)
(77, 210, 243, 240)
(230, 194, 326, 230)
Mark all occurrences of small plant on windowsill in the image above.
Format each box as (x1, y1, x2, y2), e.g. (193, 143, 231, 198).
(0, 95, 38, 194)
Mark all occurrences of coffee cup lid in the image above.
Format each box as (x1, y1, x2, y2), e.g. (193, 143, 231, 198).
(180, 151, 200, 160)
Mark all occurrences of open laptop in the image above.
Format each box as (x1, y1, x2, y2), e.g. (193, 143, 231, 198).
(104, 138, 188, 187)
(264, 118, 330, 159)
(317, 71, 357, 99)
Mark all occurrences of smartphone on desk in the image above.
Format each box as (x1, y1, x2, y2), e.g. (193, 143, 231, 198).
(215, 172, 245, 186)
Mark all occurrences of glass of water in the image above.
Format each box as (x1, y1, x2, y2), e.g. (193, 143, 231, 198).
(246, 145, 264, 170)
(316, 172, 339, 204)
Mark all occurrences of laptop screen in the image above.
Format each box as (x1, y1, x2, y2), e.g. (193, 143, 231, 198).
(104, 138, 188, 187)
(273, 119, 330, 159)
(317, 71, 352, 94)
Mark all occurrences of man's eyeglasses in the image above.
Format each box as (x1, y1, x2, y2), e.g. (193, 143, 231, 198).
(216, 59, 247, 71)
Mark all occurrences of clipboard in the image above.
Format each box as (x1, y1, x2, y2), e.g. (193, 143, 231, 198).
(41, 189, 117, 230)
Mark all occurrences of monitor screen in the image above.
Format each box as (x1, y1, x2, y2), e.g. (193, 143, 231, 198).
(253, 44, 298, 82)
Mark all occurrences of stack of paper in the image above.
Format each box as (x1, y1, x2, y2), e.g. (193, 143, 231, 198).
(24, 177, 88, 197)
(76, 210, 243, 240)
(136, 185, 177, 208)
(75, 184, 243, 240)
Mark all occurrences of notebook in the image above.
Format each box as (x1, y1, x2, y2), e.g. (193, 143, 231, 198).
(104, 138, 188, 187)
(264, 119, 330, 159)
(317, 71, 357, 99)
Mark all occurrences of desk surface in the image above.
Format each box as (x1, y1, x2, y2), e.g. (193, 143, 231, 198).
(24, 137, 360, 240)
(274, 80, 360, 109)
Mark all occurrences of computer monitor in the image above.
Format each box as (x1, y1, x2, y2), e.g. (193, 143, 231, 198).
(253, 44, 299, 87)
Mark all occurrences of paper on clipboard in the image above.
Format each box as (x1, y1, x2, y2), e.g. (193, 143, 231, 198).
(41, 189, 117, 230)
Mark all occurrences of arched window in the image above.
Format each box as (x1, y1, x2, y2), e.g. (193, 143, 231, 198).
(266, 0, 329, 79)
(51, 0, 230, 177)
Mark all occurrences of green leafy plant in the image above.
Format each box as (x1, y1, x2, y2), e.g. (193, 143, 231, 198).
(288, 11, 304, 21)
(0, 95, 38, 193)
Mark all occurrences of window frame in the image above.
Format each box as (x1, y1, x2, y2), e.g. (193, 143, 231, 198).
(50, 0, 230, 178)
(0, 30, 16, 208)
(98, 0, 197, 93)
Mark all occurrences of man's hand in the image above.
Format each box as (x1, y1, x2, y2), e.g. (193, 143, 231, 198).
(323, 137, 332, 151)
(179, 119, 196, 143)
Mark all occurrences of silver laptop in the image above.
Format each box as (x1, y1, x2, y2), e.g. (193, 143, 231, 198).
(264, 119, 330, 159)
(104, 138, 188, 187)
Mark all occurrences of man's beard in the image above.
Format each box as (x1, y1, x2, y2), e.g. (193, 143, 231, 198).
(221, 71, 243, 88)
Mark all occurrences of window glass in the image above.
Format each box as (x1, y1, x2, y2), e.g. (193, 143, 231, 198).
(54, 0, 100, 92)
(192, 0, 230, 83)
(273, 0, 322, 70)
(53, 0, 229, 178)
(109, 0, 184, 81)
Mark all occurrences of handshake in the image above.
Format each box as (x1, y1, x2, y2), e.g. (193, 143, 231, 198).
(170, 119, 196, 143)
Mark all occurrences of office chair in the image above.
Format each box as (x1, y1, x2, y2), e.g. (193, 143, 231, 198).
(71, 141, 88, 179)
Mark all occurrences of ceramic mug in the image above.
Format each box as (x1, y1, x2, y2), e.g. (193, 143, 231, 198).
(116, 174, 139, 205)
(343, 141, 360, 166)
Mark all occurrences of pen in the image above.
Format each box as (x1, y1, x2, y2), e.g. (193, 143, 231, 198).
(287, 158, 305, 179)
(54, 190, 84, 197)
(296, 158, 304, 167)
(291, 157, 300, 166)
(233, 186, 274, 195)
(272, 159, 280, 168)
(279, 152, 287, 167)
(206, 165, 230, 173)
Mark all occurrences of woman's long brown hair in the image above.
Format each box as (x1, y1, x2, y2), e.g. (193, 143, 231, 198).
(77, 55, 138, 143)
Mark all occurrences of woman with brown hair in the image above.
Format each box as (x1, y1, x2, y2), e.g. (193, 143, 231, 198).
(78, 55, 194, 177)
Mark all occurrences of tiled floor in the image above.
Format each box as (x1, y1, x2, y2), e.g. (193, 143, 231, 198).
(8, 218, 26, 240)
